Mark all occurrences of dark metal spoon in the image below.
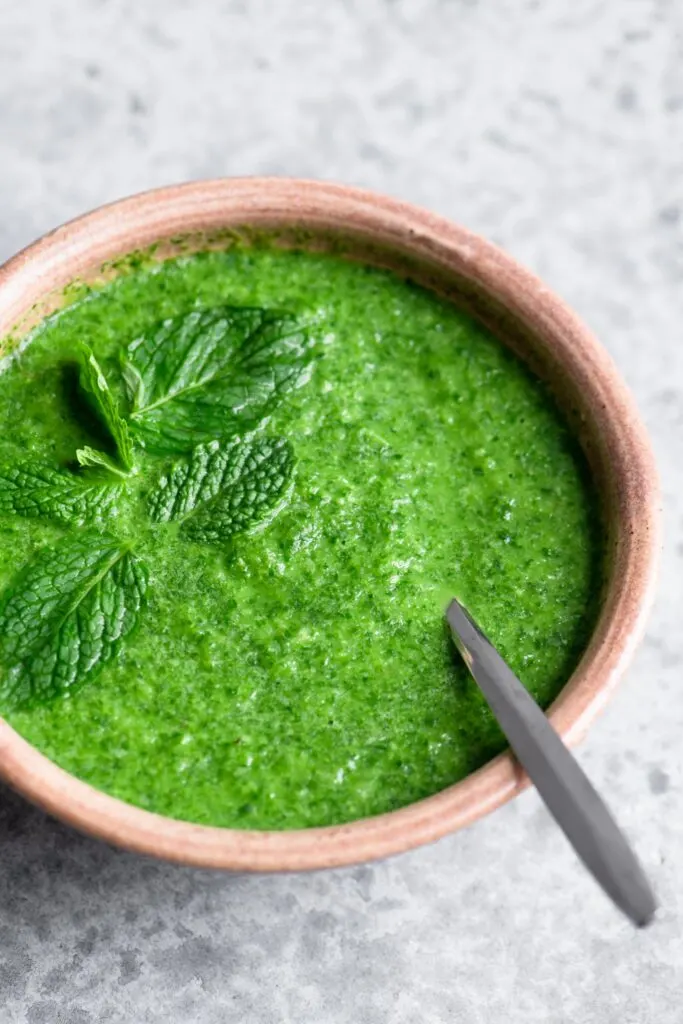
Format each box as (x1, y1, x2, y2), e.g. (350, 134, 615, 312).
(446, 597, 657, 928)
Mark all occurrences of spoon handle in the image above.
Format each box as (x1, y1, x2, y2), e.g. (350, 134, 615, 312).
(446, 598, 657, 927)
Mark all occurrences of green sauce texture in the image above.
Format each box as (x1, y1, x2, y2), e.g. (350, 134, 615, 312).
(0, 248, 602, 829)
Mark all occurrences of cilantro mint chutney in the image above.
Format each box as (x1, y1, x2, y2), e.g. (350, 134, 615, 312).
(0, 246, 602, 830)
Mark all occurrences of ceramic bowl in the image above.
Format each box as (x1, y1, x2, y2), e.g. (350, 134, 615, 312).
(0, 179, 659, 870)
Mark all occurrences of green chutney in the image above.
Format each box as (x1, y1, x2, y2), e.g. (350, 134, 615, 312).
(0, 247, 602, 829)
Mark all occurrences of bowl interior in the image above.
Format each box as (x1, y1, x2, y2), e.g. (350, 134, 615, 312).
(0, 179, 659, 870)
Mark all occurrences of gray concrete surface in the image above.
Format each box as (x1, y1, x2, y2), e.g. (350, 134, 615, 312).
(1, 1, 682, 1021)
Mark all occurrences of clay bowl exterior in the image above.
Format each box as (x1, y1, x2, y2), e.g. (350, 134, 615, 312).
(0, 179, 659, 871)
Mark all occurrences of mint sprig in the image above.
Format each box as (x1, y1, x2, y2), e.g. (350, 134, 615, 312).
(0, 303, 316, 711)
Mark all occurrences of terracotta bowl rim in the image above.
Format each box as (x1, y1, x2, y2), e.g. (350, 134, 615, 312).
(0, 177, 660, 871)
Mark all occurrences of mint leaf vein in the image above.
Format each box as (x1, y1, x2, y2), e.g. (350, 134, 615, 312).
(124, 306, 315, 454)
(0, 534, 148, 710)
(76, 446, 131, 481)
(148, 436, 295, 544)
(79, 345, 134, 471)
(0, 463, 120, 526)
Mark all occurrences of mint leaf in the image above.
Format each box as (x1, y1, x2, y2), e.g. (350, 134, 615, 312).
(148, 436, 295, 544)
(79, 346, 134, 470)
(0, 534, 148, 710)
(124, 306, 315, 454)
(0, 464, 120, 525)
(76, 446, 132, 480)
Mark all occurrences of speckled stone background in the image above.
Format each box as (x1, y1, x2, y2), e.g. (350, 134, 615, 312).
(1, 1, 682, 1021)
